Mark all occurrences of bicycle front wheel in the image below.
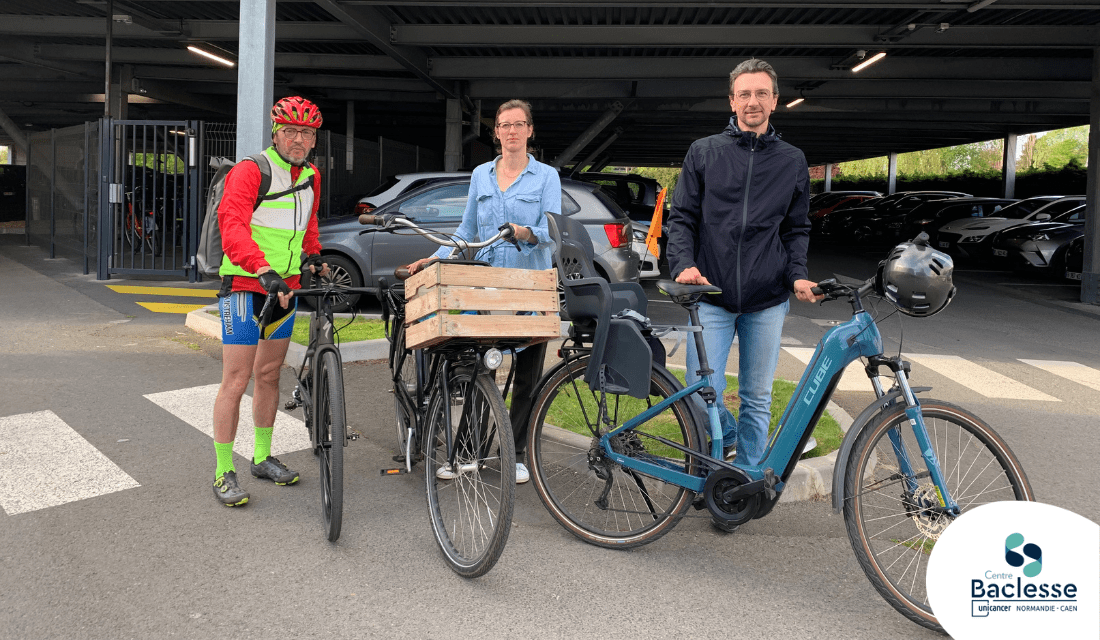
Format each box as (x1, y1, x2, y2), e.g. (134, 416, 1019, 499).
(528, 356, 703, 549)
(843, 399, 1033, 632)
(424, 366, 515, 577)
(392, 322, 419, 462)
(316, 350, 346, 542)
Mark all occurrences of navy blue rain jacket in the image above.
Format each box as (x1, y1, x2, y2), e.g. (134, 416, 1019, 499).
(667, 117, 811, 314)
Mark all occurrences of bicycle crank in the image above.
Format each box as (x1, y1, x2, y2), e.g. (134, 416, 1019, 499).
(703, 468, 763, 528)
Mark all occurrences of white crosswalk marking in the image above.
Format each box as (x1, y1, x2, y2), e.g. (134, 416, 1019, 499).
(145, 384, 311, 458)
(782, 347, 884, 392)
(906, 354, 1060, 402)
(1019, 360, 1100, 393)
(0, 410, 140, 515)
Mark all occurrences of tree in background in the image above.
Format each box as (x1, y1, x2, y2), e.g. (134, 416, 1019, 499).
(1031, 125, 1088, 169)
(1018, 134, 1038, 171)
(0, 146, 8, 164)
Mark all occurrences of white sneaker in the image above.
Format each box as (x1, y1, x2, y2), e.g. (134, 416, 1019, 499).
(515, 462, 530, 484)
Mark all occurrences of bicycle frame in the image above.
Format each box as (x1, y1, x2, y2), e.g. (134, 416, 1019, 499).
(596, 293, 961, 516)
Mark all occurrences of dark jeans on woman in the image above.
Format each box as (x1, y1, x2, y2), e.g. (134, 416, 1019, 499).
(509, 341, 548, 459)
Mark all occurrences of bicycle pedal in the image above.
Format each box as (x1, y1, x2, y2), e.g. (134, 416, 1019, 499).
(283, 400, 300, 410)
(380, 467, 407, 476)
(348, 429, 361, 441)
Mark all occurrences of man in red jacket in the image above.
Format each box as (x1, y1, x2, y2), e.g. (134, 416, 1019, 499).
(211, 96, 328, 506)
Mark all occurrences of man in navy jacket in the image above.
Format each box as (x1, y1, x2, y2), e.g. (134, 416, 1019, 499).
(668, 58, 821, 470)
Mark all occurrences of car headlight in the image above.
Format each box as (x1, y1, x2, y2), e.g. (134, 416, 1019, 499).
(1029, 233, 1050, 241)
(959, 236, 981, 243)
(915, 219, 932, 225)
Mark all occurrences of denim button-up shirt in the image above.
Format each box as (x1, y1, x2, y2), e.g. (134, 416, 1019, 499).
(433, 154, 560, 270)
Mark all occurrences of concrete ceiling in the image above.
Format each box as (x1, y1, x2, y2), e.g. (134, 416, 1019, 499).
(1, 0, 1098, 166)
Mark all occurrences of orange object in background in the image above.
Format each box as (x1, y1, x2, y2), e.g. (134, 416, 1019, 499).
(645, 187, 667, 258)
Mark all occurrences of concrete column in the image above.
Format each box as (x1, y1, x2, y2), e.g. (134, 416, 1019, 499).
(824, 162, 834, 191)
(887, 152, 898, 195)
(1081, 48, 1100, 304)
(345, 100, 354, 172)
(1002, 133, 1018, 199)
(444, 98, 462, 171)
(235, 0, 276, 160)
(551, 101, 624, 169)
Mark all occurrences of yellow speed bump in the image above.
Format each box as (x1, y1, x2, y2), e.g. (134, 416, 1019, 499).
(136, 302, 212, 314)
(106, 285, 217, 298)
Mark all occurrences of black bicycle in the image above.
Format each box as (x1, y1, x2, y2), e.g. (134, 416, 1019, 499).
(261, 272, 373, 542)
(365, 213, 547, 577)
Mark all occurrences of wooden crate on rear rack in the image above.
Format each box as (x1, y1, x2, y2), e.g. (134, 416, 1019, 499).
(404, 263, 560, 350)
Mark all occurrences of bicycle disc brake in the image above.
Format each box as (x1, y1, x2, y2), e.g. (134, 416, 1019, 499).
(903, 484, 951, 539)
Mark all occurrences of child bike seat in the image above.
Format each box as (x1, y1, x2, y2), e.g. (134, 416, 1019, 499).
(548, 213, 651, 397)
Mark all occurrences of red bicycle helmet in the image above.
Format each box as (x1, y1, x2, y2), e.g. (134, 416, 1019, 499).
(271, 96, 323, 128)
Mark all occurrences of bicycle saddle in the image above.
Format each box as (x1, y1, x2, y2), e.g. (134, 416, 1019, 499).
(656, 280, 722, 305)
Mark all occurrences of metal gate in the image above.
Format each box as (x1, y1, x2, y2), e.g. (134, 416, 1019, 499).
(99, 119, 202, 281)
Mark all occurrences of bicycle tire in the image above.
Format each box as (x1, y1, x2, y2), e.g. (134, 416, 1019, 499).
(317, 350, 346, 542)
(843, 399, 1033, 632)
(527, 356, 704, 549)
(424, 366, 515, 577)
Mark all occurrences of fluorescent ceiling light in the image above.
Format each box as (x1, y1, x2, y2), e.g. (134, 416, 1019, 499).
(187, 46, 235, 68)
(852, 52, 886, 73)
(786, 97, 805, 108)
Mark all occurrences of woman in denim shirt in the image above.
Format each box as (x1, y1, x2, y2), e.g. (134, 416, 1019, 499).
(408, 99, 561, 485)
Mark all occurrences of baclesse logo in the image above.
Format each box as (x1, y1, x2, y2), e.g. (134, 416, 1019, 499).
(926, 501, 1098, 639)
(1005, 533, 1042, 578)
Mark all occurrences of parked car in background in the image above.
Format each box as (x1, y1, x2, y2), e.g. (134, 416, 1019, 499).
(808, 193, 881, 235)
(820, 190, 970, 244)
(887, 197, 1017, 244)
(1063, 234, 1084, 283)
(353, 171, 469, 215)
(572, 172, 664, 223)
(573, 172, 668, 278)
(933, 195, 1067, 259)
(990, 204, 1086, 275)
(319, 177, 640, 311)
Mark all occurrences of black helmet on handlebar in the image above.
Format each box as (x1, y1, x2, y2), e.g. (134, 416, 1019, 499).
(876, 233, 956, 318)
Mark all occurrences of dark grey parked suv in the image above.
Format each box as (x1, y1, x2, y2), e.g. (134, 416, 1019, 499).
(318, 176, 641, 310)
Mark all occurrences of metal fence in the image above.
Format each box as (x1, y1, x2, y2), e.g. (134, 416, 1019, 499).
(26, 122, 101, 275)
(26, 119, 442, 281)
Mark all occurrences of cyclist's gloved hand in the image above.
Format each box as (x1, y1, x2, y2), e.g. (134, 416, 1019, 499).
(304, 253, 325, 274)
(258, 271, 290, 296)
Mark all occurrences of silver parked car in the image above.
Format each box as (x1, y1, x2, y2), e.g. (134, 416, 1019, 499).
(352, 171, 470, 215)
(319, 176, 641, 310)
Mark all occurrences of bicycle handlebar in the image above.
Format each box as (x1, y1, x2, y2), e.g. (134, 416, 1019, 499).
(358, 213, 519, 253)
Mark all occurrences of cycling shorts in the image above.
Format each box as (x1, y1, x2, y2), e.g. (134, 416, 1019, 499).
(219, 291, 297, 345)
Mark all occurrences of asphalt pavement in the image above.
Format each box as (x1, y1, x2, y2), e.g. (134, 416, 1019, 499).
(1, 234, 1098, 639)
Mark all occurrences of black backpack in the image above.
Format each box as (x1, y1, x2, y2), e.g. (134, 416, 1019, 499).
(196, 153, 312, 278)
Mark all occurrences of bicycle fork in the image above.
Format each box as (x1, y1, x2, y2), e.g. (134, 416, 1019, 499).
(869, 358, 960, 518)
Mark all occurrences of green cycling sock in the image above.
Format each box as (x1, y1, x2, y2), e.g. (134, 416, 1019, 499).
(253, 427, 273, 465)
(214, 441, 235, 478)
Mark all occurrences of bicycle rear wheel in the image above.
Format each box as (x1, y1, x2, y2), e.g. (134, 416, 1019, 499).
(843, 399, 1033, 631)
(527, 356, 703, 549)
(424, 366, 515, 577)
(316, 350, 346, 542)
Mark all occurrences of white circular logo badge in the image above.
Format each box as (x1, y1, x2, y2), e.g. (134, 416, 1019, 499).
(927, 501, 1099, 639)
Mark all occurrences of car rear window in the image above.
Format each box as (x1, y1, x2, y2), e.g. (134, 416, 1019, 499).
(561, 190, 581, 216)
(365, 176, 401, 198)
(590, 188, 627, 218)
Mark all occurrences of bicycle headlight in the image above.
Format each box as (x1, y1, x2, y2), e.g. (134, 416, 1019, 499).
(483, 348, 504, 370)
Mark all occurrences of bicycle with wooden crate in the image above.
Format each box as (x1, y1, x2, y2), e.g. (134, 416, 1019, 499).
(360, 212, 559, 577)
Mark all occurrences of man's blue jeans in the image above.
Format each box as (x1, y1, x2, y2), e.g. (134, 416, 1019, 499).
(685, 299, 789, 466)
